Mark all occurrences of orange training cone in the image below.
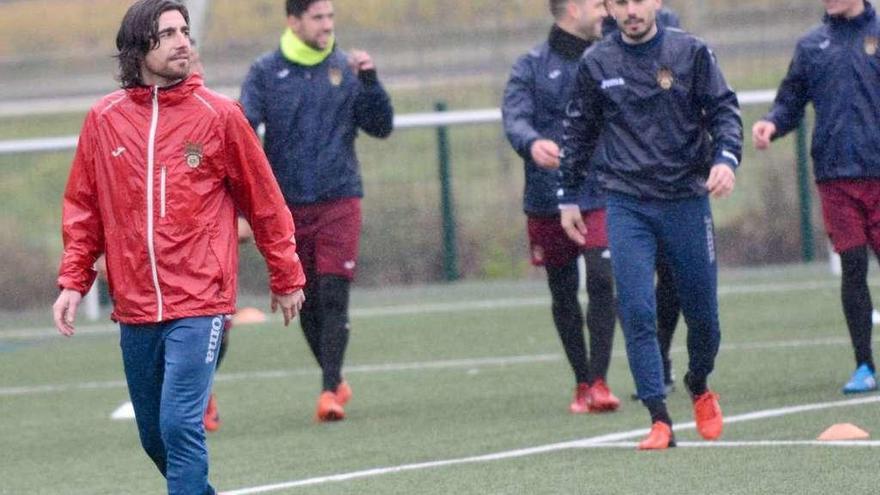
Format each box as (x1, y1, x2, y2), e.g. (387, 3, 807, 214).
(232, 307, 267, 325)
(817, 423, 870, 441)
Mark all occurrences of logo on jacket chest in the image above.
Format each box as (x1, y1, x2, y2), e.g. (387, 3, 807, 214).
(184, 142, 204, 169)
(328, 67, 343, 86)
(865, 36, 879, 56)
(656, 68, 675, 90)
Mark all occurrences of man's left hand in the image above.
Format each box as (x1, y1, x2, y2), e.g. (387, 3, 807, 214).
(706, 164, 735, 198)
(348, 50, 375, 74)
(271, 289, 305, 326)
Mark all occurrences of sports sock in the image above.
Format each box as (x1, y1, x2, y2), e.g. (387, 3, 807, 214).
(318, 275, 351, 392)
(644, 398, 672, 426)
(584, 248, 616, 381)
(840, 247, 874, 370)
(546, 260, 590, 384)
(684, 371, 707, 397)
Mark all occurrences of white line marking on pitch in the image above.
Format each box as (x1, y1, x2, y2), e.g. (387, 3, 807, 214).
(0, 278, 859, 341)
(220, 395, 880, 495)
(2, 335, 879, 397)
(578, 440, 880, 448)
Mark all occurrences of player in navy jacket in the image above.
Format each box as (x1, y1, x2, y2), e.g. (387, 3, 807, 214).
(503, 0, 620, 415)
(754, 0, 880, 394)
(604, 3, 683, 399)
(559, 0, 742, 449)
(240, 0, 394, 422)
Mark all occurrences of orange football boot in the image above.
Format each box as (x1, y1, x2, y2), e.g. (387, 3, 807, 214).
(638, 421, 676, 450)
(693, 391, 723, 440)
(315, 391, 345, 422)
(203, 393, 221, 432)
(335, 381, 352, 406)
(588, 379, 621, 412)
(569, 383, 591, 414)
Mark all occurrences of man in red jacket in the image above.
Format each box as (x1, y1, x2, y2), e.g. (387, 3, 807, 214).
(51, 1, 305, 493)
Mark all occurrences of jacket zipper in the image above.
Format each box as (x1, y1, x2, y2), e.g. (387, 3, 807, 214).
(160, 166, 167, 218)
(146, 87, 164, 321)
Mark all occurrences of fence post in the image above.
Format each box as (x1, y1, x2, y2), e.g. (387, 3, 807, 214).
(796, 121, 814, 262)
(435, 101, 459, 281)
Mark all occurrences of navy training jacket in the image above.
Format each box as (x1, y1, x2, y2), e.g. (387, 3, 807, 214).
(559, 27, 743, 201)
(764, 1, 880, 183)
(240, 48, 393, 205)
(503, 26, 604, 215)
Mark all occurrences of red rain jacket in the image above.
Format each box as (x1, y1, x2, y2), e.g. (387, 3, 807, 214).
(57, 74, 305, 324)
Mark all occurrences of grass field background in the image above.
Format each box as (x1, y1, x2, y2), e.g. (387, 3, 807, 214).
(2, 263, 879, 494)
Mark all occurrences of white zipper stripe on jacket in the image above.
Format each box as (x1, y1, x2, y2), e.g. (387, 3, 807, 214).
(146, 87, 164, 322)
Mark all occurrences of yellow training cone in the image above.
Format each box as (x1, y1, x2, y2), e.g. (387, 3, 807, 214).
(232, 307, 267, 325)
(817, 423, 870, 441)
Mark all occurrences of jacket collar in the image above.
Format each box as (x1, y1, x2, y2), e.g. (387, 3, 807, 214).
(825, 1, 875, 28)
(125, 73, 203, 105)
(548, 24, 592, 60)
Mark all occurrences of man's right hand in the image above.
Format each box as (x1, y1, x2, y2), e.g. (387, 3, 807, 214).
(53, 289, 83, 337)
(560, 206, 587, 246)
(752, 120, 777, 150)
(530, 139, 561, 169)
(271, 289, 306, 327)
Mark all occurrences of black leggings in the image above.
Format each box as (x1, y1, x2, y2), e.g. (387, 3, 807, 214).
(300, 274, 352, 391)
(546, 248, 615, 384)
(840, 246, 875, 371)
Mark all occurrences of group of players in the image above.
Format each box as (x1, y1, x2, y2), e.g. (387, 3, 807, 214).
(51, 0, 880, 493)
(503, 0, 880, 450)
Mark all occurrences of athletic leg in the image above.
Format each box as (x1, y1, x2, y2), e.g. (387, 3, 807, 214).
(318, 275, 352, 392)
(120, 323, 168, 476)
(583, 247, 615, 382)
(840, 247, 875, 371)
(659, 197, 723, 441)
(546, 259, 590, 384)
(658, 197, 720, 395)
(605, 196, 666, 405)
(818, 180, 878, 392)
(299, 273, 324, 367)
(160, 316, 222, 495)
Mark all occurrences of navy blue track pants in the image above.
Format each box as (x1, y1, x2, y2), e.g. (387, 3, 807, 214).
(606, 192, 721, 401)
(120, 316, 222, 495)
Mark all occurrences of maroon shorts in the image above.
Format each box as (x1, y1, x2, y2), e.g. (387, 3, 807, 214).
(817, 178, 880, 254)
(527, 209, 608, 267)
(289, 197, 362, 280)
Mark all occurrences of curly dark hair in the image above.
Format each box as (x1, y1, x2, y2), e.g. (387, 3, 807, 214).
(115, 0, 190, 88)
(286, 0, 327, 17)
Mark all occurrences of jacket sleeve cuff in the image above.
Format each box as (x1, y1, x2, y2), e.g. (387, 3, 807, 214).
(358, 69, 378, 85)
(557, 187, 579, 207)
(522, 136, 540, 158)
(714, 150, 740, 170)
